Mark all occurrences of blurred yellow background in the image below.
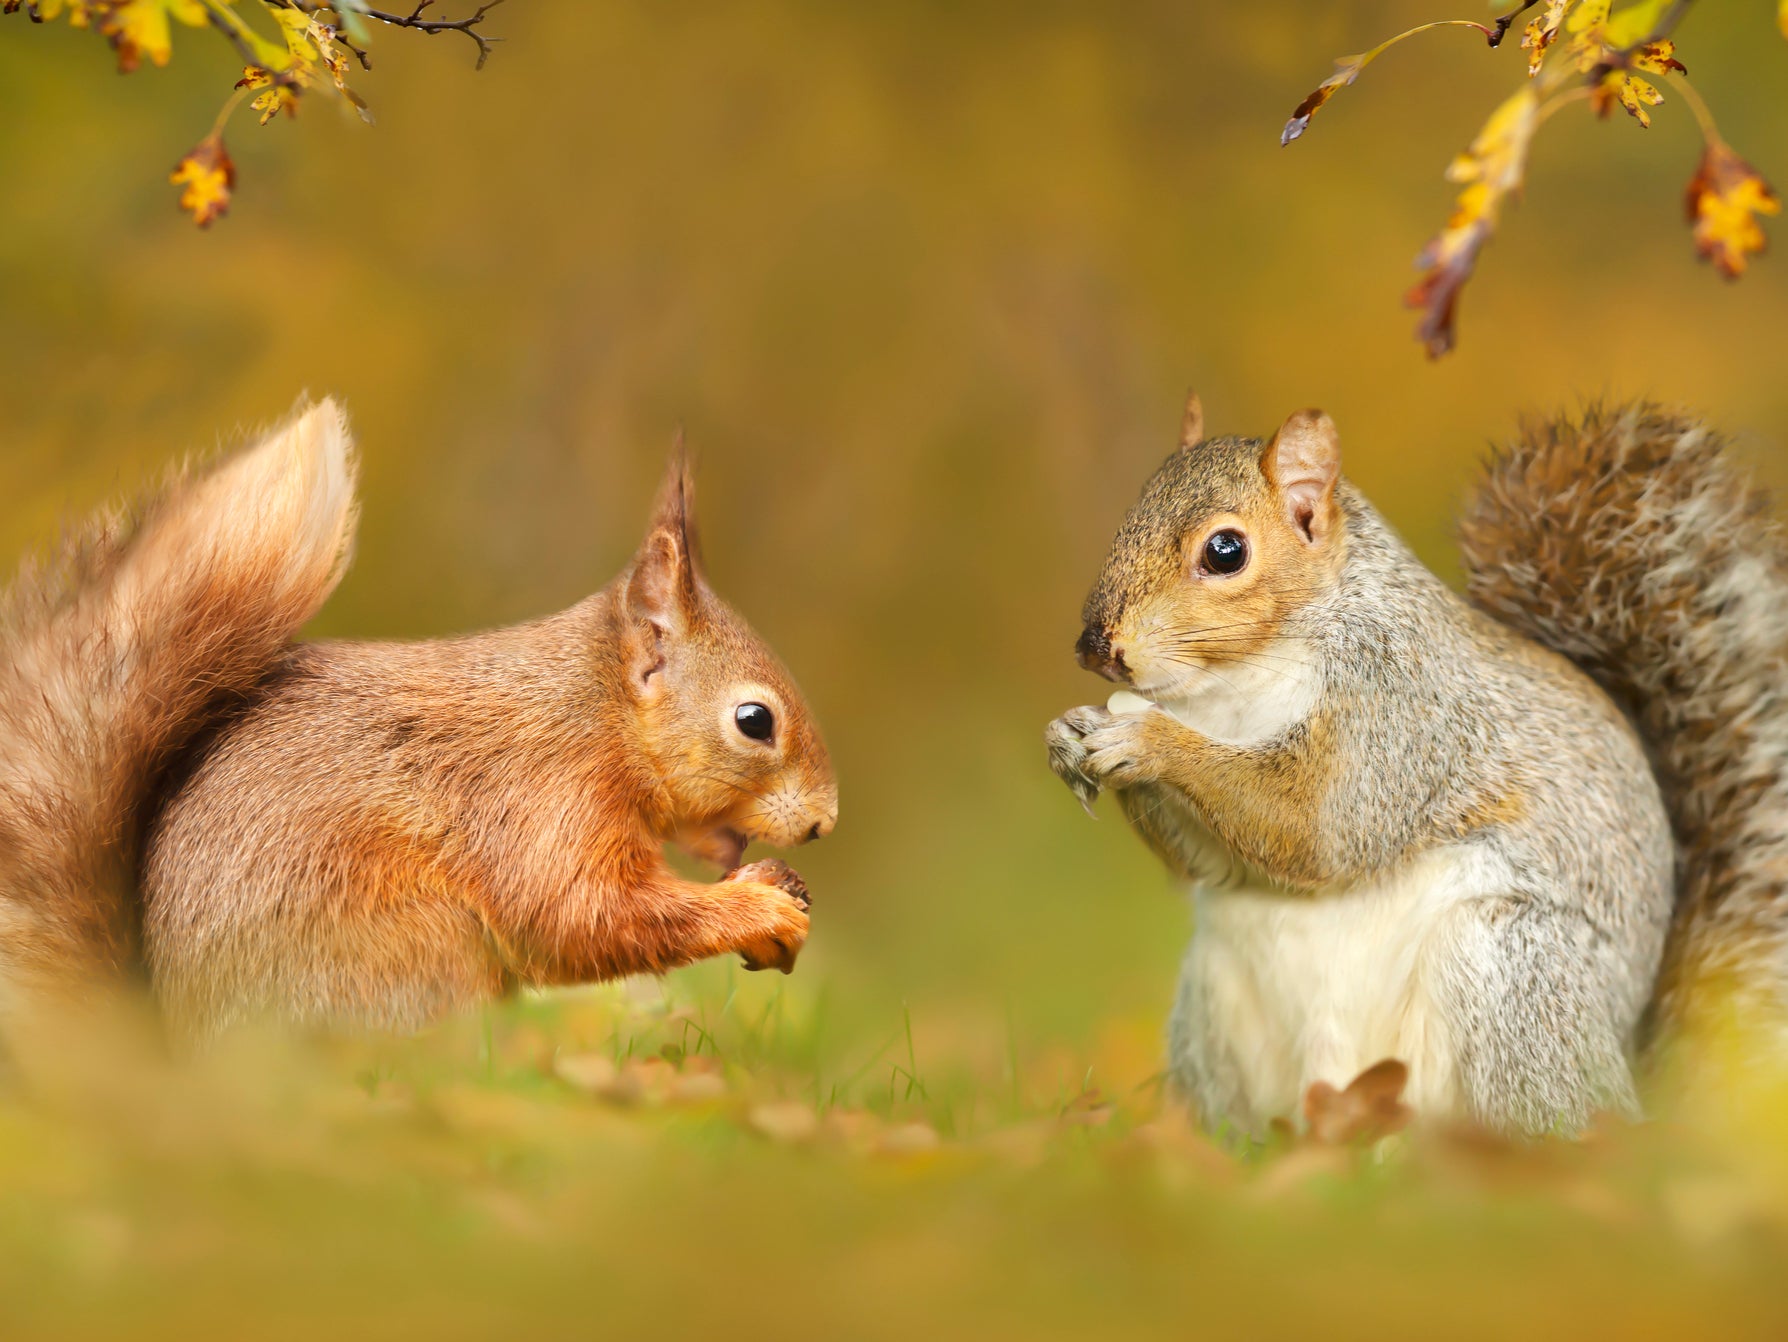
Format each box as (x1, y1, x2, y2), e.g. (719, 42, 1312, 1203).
(3, 0, 1787, 1068)
(8, 7, 1788, 1339)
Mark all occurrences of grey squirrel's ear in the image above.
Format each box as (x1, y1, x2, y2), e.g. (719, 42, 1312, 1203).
(1262, 409, 1340, 544)
(1177, 391, 1205, 452)
(625, 432, 705, 650)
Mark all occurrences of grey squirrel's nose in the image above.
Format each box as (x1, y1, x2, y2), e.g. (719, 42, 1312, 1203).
(1076, 626, 1129, 683)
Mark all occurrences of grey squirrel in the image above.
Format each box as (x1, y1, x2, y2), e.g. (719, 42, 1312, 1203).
(0, 400, 836, 1050)
(1047, 396, 1787, 1136)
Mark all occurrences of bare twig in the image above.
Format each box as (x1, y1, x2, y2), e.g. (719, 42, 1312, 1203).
(359, 0, 505, 69)
(203, 6, 262, 67)
(334, 29, 373, 70)
(1487, 0, 1542, 50)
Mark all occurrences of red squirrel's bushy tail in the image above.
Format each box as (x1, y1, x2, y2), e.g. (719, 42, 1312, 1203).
(1458, 402, 1788, 1054)
(0, 400, 357, 1024)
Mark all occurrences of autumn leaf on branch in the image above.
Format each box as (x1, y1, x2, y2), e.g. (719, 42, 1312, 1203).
(1687, 140, 1781, 278)
(169, 130, 235, 227)
(1585, 40, 1684, 128)
(1406, 86, 1541, 358)
(1523, 0, 1571, 74)
(6, 0, 504, 226)
(1284, 1, 1780, 357)
(1281, 19, 1510, 146)
(100, 0, 206, 71)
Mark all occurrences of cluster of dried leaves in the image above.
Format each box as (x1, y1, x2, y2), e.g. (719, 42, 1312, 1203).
(1286, 0, 1783, 357)
(3, 0, 501, 226)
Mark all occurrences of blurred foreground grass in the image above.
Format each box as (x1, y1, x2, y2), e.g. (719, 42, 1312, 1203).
(7, 973, 1788, 1342)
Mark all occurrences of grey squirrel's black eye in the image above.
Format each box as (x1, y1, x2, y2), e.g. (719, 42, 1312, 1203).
(735, 702, 775, 742)
(1201, 529, 1249, 576)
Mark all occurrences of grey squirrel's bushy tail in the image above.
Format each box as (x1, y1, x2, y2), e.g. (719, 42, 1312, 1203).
(1458, 402, 1788, 1050)
(0, 401, 357, 1022)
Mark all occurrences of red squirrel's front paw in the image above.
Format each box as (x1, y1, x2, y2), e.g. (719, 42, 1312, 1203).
(723, 860, 811, 973)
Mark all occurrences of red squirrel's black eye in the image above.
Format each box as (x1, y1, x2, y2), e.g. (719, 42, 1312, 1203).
(1201, 529, 1249, 576)
(735, 702, 775, 741)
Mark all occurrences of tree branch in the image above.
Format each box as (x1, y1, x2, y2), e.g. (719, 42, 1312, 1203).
(204, 7, 261, 68)
(1487, 0, 1542, 50)
(358, 0, 504, 69)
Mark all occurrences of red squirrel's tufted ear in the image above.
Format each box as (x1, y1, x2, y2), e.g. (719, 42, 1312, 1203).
(1176, 390, 1206, 453)
(1262, 409, 1341, 544)
(625, 434, 705, 685)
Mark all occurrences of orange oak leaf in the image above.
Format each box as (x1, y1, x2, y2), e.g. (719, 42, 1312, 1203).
(1406, 84, 1539, 357)
(1686, 141, 1780, 278)
(169, 131, 234, 228)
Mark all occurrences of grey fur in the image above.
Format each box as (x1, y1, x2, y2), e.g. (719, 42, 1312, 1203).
(1052, 431, 1676, 1135)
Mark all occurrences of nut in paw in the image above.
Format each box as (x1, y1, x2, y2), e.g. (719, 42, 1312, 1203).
(729, 857, 811, 911)
(725, 858, 812, 974)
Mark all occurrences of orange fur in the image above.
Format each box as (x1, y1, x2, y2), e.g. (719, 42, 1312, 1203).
(1, 401, 836, 1048)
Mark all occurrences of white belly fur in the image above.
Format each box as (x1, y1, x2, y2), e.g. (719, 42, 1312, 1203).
(1111, 639, 1500, 1127)
(1114, 637, 1322, 748)
(1182, 841, 1515, 1127)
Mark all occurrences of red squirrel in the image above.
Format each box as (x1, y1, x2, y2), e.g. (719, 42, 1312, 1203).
(0, 399, 836, 1047)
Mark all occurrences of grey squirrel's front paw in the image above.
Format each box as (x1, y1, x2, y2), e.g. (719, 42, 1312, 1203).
(1058, 703, 1177, 793)
(1046, 707, 1107, 815)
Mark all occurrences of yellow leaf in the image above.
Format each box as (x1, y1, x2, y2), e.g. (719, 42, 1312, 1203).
(97, 0, 207, 73)
(4, 0, 94, 23)
(169, 131, 234, 228)
(1781, 0, 1788, 40)
(1565, 0, 1611, 35)
(250, 83, 299, 126)
(1407, 85, 1540, 357)
(1521, 0, 1570, 76)
(1631, 39, 1686, 77)
(1592, 69, 1666, 127)
(306, 16, 374, 123)
(1686, 141, 1780, 278)
(1601, 0, 1673, 48)
(269, 6, 319, 64)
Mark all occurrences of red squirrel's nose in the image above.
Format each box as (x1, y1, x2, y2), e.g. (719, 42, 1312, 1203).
(1075, 626, 1129, 683)
(803, 802, 838, 844)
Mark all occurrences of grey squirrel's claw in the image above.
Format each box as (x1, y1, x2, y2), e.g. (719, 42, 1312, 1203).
(1045, 709, 1104, 817)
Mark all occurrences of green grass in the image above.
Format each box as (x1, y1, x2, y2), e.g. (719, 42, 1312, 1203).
(6, 971, 1788, 1342)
